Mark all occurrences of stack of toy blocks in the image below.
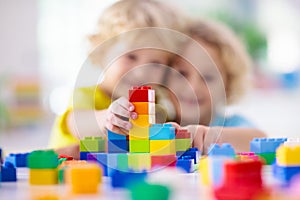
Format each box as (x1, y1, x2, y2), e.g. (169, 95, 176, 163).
(273, 138, 300, 184)
(27, 150, 58, 185)
(199, 144, 235, 186)
(80, 136, 105, 160)
(250, 138, 287, 165)
(214, 160, 267, 200)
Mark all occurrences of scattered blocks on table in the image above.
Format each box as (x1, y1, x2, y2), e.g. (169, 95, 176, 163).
(132, 102, 155, 115)
(176, 159, 193, 173)
(5, 153, 29, 167)
(208, 143, 235, 157)
(27, 150, 58, 169)
(80, 136, 106, 152)
(150, 140, 175, 156)
(111, 170, 147, 188)
(129, 125, 149, 140)
(175, 129, 191, 139)
(177, 148, 199, 164)
(151, 155, 177, 169)
(108, 140, 129, 153)
(250, 138, 287, 154)
(1, 162, 17, 182)
(277, 145, 300, 166)
(29, 169, 58, 185)
(129, 86, 155, 102)
(175, 138, 191, 152)
(130, 182, 170, 200)
(67, 163, 102, 194)
(128, 153, 151, 171)
(130, 140, 149, 153)
(149, 124, 175, 140)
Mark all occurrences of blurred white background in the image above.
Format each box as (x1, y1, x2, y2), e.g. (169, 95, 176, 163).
(0, 0, 299, 152)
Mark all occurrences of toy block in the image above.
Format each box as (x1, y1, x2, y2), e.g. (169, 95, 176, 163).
(128, 153, 151, 171)
(129, 86, 155, 102)
(107, 129, 126, 140)
(117, 153, 129, 171)
(273, 163, 300, 183)
(250, 138, 287, 153)
(58, 154, 73, 161)
(111, 170, 147, 188)
(130, 182, 170, 200)
(277, 145, 300, 166)
(0, 148, 2, 164)
(80, 136, 106, 152)
(80, 152, 89, 160)
(256, 152, 275, 165)
(1, 162, 17, 182)
(237, 152, 259, 161)
(5, 153, 29, 167)
(68, 163, 102, 194)
(149, 124, 175, 140)
(175, 129, 191, 139)
(175, 138, 191, 152)
(58, 158, 67, 165)
(176, 159, 193, 173)
(284, 138, 300, 147)
(87, 153, 108, 176)
(129, 140, 150, 153)
(130, 114, 155, 127)
(177, 148, 199, 164)
(27, 150, 58, 169)
(129, 125, 149, 140)
(108, 140, 129, 153)
(208, 143, 235, 157)
(150, 140, 175, 156)
(29, 168, 58, 185)
(132, 102, 155, 115)
(151, 155, 177, 169)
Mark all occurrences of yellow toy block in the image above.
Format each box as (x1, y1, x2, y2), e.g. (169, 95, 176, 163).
(129, 124, 149, 140)
(277, 145, 300, 166)
(150, 140, 175, 155)
(68, 163, 102, 194)
(128, 153, 151, 171)
(29, 169, 58, 185)
(130, 114, 155, 127)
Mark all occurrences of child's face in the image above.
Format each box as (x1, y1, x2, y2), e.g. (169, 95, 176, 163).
(169, 39, 227, 125)
(101, 49, 170, 98)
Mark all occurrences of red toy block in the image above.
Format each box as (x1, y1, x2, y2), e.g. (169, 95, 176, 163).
(151, 155, 177, 169)
(175, 129, 191, 139)
(58, 155, 73, 161)
(129, 86, 155, 102)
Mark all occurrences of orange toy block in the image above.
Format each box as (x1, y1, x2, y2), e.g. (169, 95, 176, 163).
(150, 140, 175, 156)
(68, 163, 102, 194)
(29, 169, 58, 185)
(132, 102, 155, 115)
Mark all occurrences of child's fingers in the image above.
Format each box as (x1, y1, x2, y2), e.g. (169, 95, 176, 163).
(166, 122, 181, 130)
(116, 96, 135, 112)
(105, 122, 128, 136)
(107, 111, 132, 130)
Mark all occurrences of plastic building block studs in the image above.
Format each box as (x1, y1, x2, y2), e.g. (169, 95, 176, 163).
(175, 138, 191, 152)
(129, 86, 155, 102)
(67, 163, 102, 194)
(132, 102, 155, 115)
(27, 150, 58, 169)
(80, 136, 106, 152)
(277, 145, 300, 166)
(129, 125, 149, 140)
(1, 162, 17, 182)
(208, 143, 235, 157)
(5, 153, 29, 167)
(237, 152, 259, 161)
(149, 124, 175, 140)
(29, 169, 58, 185)
(130, 140, 150, 153)
(250, 138, 287, 153)
(150, 140, 175, 156)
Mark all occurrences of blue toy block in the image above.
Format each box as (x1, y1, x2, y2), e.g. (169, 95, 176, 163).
(177, 148, 199, 164)
(176, 159, 193, 173)
(149, 124, 175, 140)
(273, 163, 300, 184)
(208, 143, 235, 157)
(87, 153, 108, 176)
(1, 162, 17, 182)
(107, 154, 118, 176)
(80, 152, 89, 160)
(250, 138, 287, 154)
(107, 129, 127, 140)
(108, 140, 129, 153)
(211, 157, 227, 187)
(5, 153, 29, 167)
(111, 169, 147, 188)
(0, 148, 2, 164)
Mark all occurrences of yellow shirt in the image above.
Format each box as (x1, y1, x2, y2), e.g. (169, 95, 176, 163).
(48, 86, 111, 148)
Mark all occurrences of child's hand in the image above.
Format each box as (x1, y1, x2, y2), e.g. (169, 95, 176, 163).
(106, 97, 137, 135)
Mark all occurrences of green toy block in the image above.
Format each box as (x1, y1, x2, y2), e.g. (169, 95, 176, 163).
(130, 182, 170, 200)
(175, 138, 191, 152)
(128, 153, 151, 171)
(27, 150, 58, 169)
(58, 158, 67, 165)
(58, 166, 66, 183)
(117, 153, 129, 171)
(256, 152, 276, 165)
(129, 140, 149, 153)
(80, 136, 106, 152)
